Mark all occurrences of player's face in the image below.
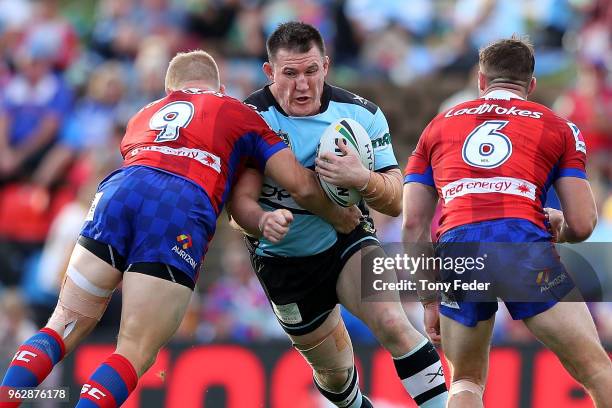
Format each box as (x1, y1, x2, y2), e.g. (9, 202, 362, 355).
(266, 46, 329, 117)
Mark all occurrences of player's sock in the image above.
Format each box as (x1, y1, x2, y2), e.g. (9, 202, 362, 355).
(393, 339, 448, 408)
(314, 366, 365, 408)
(75, 353, 138, 408)
(1, 328, 65, 388)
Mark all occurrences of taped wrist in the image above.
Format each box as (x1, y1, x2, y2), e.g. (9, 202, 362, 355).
(360, 168, 403, 213)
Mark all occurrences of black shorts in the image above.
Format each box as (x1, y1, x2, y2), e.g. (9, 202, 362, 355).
(247, 218, 379, 335)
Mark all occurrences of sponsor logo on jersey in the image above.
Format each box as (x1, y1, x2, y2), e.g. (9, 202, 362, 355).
(567, 122, 586, 154)
(445, 103, 543, 119)
(538, 271, 567, 293)
(352, 93, 368, 105)
(85, 192, 103, 222)
(536, 269, 550, 285)
(171, 244, 197, 270)
(441, 176, 537, 203)
(276, 130, 291, 149)
(372, 132, 391, 149)
(261, 183, 291, 202)
(177, 234, 192, 250)
(130, 146, 221, 173)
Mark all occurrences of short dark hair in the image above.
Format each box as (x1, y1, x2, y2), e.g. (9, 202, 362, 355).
(479, 35, 535, 86)
(266, 22, 325, 61)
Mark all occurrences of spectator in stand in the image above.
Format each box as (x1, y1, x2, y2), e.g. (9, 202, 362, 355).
(0, 45, 72, 184)
(20, 0, 79, 72)
(554, 59, 612, 185)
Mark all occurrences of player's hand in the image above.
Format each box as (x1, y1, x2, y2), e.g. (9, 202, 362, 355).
(544, 207, 564, 243)
(332, 205, 362, 234)
(315, 139, 370, 189)
(423, 301, 441, 345)
(259, 209, 294, 243)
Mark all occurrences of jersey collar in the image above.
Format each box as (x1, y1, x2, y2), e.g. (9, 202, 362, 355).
(263, 83, 333, 117)
(482, 89, 525, 100)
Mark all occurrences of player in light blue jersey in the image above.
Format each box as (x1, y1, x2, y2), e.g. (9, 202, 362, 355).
(229, 22, 448, 408)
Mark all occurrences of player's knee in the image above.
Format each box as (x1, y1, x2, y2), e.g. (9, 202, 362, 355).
(370, 308, 412, 346)
(570, 350, 612, 389)
(449, 379, 485, 400)
(47, 267, 113, 348)
(293, 319, 355, 392)
(314, 368, 352, 392)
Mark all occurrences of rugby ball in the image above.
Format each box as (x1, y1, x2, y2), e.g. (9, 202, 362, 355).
(317, 118, 374, 207)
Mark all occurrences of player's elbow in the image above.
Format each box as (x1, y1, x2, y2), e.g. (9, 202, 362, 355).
(290, 182, 319, 207)
(385, 197, 402, 217)
(402, 215, 430, 242)
(566, 210, 597, 242)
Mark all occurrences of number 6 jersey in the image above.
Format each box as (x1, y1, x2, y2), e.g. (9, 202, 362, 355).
(404, 90, 587, 238)
(120, 89, 286, 214)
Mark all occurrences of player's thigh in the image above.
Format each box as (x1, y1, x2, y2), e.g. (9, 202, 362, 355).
(336, 245, 399, 315)
(523, 300, 610, 379)
(336, 246, 410, 331)
(46, 243, 122, 352)
(68, 243, 123, 290)
(288, 306, 342, 346)
(440, 314, 495, 384)
(117, 271, 192, 371)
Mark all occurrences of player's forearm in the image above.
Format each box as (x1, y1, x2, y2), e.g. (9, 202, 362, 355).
(291, 171, 347, 223)
(559, 219, 596, 243)
(402, 223, 438, 303)
(359, 168, 403, 216)
(227, 199, 264, 238)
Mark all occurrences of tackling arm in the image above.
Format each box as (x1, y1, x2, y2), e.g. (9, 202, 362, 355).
(402, 182, 439, 301)
(553, 177, 597, 242)
(227, 168, 266, 237)
(402, 182, 441, 344)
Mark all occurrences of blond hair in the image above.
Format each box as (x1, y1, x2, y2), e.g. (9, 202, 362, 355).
(164, 50, 220, 92)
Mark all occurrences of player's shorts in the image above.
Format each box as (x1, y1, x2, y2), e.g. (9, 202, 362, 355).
(79, 165, 217, 290)
(436, 218, 575, 327)
(247, 217, 379, 336)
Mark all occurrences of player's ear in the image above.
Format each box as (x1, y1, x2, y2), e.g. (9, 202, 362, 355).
(527, 77, 537, 96)
(477, 71, 487, 94)
(263, 62, 274, 82)
(323, 56, 330, 76)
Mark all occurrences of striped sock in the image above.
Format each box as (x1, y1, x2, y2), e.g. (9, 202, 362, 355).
(1, 328, 65, 387)
(0, 328, 65, 408)
(393, 340, 448, 408)
(76, 354, 138, 408)
(314, 366, 365, 408)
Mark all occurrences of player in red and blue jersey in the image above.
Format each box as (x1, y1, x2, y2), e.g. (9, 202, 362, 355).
(0, 50, 360, 408)
(403, 37, 612, 407)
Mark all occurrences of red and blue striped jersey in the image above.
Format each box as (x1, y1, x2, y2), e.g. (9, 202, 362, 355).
(120, 89, 286, 213)
(404, 90, 587, 238)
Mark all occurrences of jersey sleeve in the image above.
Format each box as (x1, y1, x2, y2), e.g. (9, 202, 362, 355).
(403, 122, 435, 186)
(367, 107, 399, 171)
(238, 104, 287, 170)
(556, 121, 587, 180)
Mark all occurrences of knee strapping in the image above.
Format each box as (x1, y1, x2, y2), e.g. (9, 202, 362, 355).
(293, 319, 354, 389)
(48, 266, 113, 337)
(449, 379, 484, 399)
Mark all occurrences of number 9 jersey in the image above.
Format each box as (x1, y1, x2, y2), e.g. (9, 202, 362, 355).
(121, 89, 286, 215)
(79, 89, 285, 288)
(404, 90, 587, 238)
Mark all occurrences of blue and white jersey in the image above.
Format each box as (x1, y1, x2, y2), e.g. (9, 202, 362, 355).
(244, 83, 398, 257)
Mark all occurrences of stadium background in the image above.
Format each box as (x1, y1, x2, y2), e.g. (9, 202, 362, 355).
(0, 0, 611, 406)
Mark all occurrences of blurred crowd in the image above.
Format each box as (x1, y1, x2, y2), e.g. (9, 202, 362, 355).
(0, 0, 611, 354)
